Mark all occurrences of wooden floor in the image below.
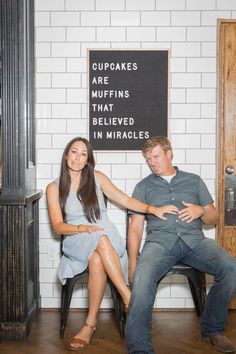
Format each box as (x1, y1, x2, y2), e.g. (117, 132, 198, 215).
(1, 310, 236, 354)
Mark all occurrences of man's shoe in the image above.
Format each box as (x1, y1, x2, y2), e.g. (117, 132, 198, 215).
(202, 334, 235, 353)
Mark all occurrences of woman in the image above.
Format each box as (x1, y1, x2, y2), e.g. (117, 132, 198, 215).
(46, 137, 175, 350)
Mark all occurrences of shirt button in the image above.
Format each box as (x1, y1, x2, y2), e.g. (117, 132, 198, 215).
(176, 219, 178, 222)
(172, 197, 175, 200)
(177, 233, 180, 236)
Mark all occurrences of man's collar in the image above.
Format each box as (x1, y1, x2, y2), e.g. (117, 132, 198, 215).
(154, 166, 179, 178)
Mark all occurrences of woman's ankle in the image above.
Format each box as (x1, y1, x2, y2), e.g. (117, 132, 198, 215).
(85, 317, 97, 327)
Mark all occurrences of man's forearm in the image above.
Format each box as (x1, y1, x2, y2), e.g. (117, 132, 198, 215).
(127, 235, 142, 259)
(201, 207, 218, 225)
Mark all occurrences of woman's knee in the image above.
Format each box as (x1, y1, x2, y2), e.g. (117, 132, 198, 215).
(97, 235, 111, 251)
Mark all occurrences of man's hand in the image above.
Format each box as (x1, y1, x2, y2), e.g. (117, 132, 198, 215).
(178, 201, 204, 223)
(153, 205, 179, 221)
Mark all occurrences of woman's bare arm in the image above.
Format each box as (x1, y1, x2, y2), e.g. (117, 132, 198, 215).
(46, 182, 102, 235)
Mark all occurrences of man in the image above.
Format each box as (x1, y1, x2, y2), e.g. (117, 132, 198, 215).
(125, 136, 236, 354)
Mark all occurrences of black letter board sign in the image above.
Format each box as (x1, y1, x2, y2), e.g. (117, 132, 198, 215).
(89, 49, 168, 150)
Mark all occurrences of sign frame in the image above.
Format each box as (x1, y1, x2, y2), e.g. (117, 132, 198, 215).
(88, 49, 170, 151)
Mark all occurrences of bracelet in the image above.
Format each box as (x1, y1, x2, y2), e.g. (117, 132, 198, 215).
(77, 224, 81, 232)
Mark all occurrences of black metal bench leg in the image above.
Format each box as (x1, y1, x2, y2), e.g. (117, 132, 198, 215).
(187, 272, 206, 316)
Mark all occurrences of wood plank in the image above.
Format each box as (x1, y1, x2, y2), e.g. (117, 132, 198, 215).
(1, 310, 236, 354)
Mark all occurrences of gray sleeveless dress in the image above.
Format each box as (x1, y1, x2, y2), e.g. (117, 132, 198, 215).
(57, 176, 128, 285)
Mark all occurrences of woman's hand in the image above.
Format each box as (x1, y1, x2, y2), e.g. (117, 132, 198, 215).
(78, 224, 103, 233)
(178, 201, 204, 223)
(150, 205, 179, 221)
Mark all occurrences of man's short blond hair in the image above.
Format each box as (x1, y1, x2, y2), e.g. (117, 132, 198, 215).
(142, 136, 172, 155)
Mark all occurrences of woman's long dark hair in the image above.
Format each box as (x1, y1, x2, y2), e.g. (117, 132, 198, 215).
(59, 137, 100, 223)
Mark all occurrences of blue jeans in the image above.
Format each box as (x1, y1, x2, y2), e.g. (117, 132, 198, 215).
(125, 238, 236, 354)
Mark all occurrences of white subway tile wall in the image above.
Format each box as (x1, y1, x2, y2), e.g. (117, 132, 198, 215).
(35, 0, 231, 309)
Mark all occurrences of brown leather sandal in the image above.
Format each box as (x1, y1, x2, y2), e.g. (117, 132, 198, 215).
(69, 322, 96, 351)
